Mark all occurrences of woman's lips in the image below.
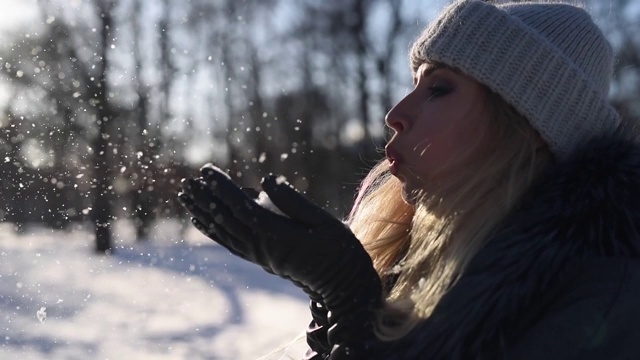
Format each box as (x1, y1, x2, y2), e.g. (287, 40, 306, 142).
(389, 159, 399, 175)
(385, 147, 402, 175)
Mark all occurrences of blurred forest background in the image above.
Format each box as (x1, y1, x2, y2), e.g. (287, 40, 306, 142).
(0, 0, 638, 254)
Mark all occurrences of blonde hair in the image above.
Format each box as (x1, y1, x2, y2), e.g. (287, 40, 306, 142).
(347, 71, 553, 340)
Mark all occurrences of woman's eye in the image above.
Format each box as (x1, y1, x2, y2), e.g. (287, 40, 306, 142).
(427, 86, 450, 99)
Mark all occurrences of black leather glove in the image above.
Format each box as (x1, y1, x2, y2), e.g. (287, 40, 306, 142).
(178, 165, 383, 357)
(304, 300, 332, 360)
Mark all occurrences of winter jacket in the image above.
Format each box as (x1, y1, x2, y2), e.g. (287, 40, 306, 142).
(306, 130, 640, 359)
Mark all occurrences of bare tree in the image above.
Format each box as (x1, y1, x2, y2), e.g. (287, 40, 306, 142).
(0, 0, 127, 253)
(128, 0, 155, 240)
(90, 0, 119, 253)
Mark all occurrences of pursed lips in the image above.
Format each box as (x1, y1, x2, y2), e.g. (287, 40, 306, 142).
(385, 145, 403, 175)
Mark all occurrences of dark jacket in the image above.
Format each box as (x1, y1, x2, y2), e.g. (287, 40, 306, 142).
(308, 131, 640, 359)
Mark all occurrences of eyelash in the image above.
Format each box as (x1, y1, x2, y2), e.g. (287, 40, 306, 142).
(427, 86, 450, 99)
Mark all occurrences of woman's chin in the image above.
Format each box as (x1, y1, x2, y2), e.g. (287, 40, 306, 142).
(400, 184, 420, 205)
(400, 191, 413, 205)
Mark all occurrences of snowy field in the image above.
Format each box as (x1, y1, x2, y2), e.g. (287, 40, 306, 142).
(0, 220, 310, 360)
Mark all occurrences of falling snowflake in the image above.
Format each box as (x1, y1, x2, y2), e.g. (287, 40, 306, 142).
(36, 307, 47, 323)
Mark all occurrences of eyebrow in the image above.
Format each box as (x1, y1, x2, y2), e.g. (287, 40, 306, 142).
(413, 63, 460, 84)
(413, 63, 450, 85)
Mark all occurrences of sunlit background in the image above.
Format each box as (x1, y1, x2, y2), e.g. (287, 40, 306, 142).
(0, 0, 638, 359)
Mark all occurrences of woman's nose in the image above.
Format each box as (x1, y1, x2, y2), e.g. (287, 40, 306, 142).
(385, 104, 409, 133)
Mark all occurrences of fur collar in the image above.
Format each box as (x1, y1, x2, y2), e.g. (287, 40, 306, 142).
(381, 130, 640, 359)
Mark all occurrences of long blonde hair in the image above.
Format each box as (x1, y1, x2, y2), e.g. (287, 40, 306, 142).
(347, 78, 553, 340)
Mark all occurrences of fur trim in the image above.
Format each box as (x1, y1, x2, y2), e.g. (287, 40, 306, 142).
(378, 130, 640, 359)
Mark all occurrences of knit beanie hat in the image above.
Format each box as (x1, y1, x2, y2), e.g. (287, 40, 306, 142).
(411, 0, 620, 158)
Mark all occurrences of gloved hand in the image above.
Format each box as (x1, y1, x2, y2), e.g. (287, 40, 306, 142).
(304, 300, 331, 360)
(178, 165, 383, 357)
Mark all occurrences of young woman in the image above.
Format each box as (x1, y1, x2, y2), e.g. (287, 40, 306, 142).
(179, 0, 640, 358)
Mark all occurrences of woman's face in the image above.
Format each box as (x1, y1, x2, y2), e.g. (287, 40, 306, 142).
(385, 64, 493, 203)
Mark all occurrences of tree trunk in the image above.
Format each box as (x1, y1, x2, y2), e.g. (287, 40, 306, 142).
(93, 0, 116, 254)
(132, 0, 154, 241)
(0, 109, 23, 230)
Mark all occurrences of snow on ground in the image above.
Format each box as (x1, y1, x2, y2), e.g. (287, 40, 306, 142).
(0, 220, 310, 360)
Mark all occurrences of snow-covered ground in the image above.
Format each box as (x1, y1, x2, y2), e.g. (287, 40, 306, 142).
(0, 220, 310, 360)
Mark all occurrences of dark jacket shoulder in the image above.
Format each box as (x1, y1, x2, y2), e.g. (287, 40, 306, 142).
(507, 258, 640, 359)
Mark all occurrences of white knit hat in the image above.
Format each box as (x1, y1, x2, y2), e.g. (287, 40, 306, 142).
(411, 0, 620, 158)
